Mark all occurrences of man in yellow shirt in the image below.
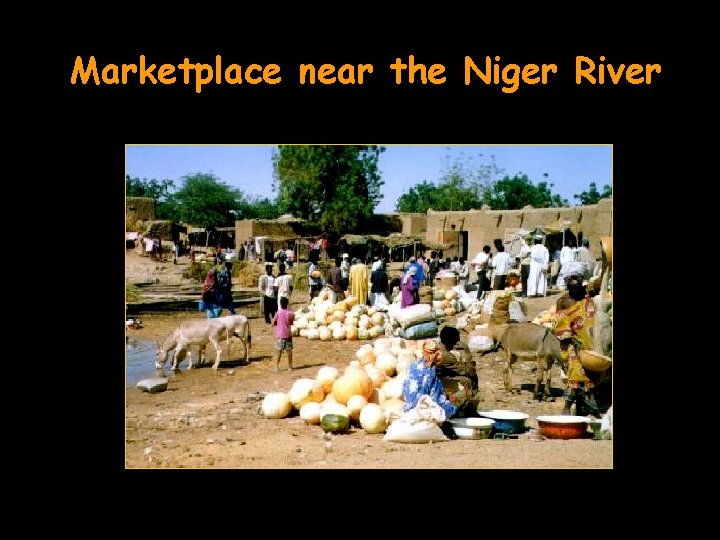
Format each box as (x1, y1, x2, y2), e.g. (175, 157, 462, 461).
(348, 257, 369, 306)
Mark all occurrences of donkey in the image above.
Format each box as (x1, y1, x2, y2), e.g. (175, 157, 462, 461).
(155, 315, 251, 370)
(498, 322, 565, 401)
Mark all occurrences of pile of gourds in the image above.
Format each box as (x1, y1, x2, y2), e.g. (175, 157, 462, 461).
(261, 337, 432, 434)
(290, 294, 388, 341)
(431, 287, 464, 318)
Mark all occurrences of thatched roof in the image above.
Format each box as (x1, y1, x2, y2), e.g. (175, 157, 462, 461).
(275, 214, 304, 223)
(339, 233, 453, 250)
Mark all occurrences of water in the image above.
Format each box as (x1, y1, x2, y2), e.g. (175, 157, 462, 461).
(126, 338, 176, 387)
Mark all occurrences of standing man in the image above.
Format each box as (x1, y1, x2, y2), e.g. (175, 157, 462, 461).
(489, 242, 511, 291)
(527, 234, 550, 297)
(340, 253, 351, 292)
(327, 257, 345, 302)
(307, 250, 323, 302)
(271, 296, 295, 372)
(369, 259, 389, 306)
(259, 263, 277, 324)
(518, 237, 532, 297)
(217, 260, 236, 315)
(575, 238, 594, 280)
(349, 257, 369, 306)
(275, 263, 294, 305)
(556, 239, 577, 290)
(428, 251, 441, 286)
(172, 241, 179, 265)
(473, 245, 492, 298)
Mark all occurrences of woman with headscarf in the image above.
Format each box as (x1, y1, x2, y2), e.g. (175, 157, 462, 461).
(200, 268, 221, 318)
(401, 340, 458, 418)
(553, 273, 602, 417)
(437, 325, 477, 410)
(348, 257, 369, 306)
(400, 265, 417, 308)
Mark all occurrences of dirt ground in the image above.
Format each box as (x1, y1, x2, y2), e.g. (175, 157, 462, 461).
(125, 253, 612, 469)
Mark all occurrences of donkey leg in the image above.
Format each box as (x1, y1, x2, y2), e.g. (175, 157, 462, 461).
(212, 339, 223, 370)
(503, 354, 514, 393)
(544, 362, 555, 402)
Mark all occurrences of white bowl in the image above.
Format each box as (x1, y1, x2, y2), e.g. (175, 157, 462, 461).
(449, 417, 495, 440)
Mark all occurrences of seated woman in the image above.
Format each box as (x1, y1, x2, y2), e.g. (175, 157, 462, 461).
(401, 340, 458, 419)
(437, 325, 478, 412)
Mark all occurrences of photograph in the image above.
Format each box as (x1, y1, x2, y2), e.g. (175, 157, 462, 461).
(125, 144, 613, 469)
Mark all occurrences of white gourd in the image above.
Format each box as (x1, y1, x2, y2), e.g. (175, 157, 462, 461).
(332, 326, 346, 340)
(316, 366, 340, 394)
(346, 395, 368, 423)
(288, 379, 324, 409)
(374, 352, 398, 376)
(382, 378, 404, 400)
(359, 403, 387, 433)
(307, 328, 320, 340)
(318, 326, 332, 341)
(299, 402, 322, 424)
(262, 392, 292, 419)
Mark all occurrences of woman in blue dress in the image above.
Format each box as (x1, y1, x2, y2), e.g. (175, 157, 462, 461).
(401, 339, 458, 419)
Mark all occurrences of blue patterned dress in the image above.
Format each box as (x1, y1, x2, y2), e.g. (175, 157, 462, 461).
(402, 360, 458, 418)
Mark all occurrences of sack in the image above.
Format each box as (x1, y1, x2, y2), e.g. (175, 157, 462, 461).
(399, 320, 439, 339)
(383, 419, 448, 443)
(404, 395, 447, 424)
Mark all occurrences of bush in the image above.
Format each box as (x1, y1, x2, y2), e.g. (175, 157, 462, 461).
(184, 260, 257, 287)
(126, 280, 141, 302)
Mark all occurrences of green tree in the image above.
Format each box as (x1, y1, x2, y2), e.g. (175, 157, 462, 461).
(167, 173, 244, 228)
(239, 196, 280, 220)
(272, 145, 385, 233)
(126, 175, 175, 199)
(483, 173, 568, 210)
(395, 152, 504, 212)
(573, 182, 612, 205)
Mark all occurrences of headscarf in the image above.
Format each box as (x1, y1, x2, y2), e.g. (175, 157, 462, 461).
(422, 339, 442, 368)
(371, 259, 383, 271)
(202, 268, 217, 294)
(402, 265, 417, 284)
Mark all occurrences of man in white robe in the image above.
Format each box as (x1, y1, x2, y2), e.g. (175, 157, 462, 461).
(527, 235, 550, 297)
(555, 240, 577, 290)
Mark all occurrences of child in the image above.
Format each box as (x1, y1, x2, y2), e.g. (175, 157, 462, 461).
(271, 296, 295, 372)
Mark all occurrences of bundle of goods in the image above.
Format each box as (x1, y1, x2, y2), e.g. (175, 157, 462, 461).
(431, 287, 463, 318)
(456, 290, 525, 332)
(290, 294, 389, 341)
(387, 303, 439, 339)
(418, 285, 433, 305)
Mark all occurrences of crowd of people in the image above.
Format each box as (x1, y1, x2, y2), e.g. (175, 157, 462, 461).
(187, 233, 608, 422)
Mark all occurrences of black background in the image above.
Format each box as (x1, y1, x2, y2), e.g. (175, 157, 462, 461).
(45, 20, 688, 521)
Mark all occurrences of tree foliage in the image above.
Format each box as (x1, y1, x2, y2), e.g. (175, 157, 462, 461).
(482, 173, 568, 210)
(573, 182, 612, 205)
(126, 175, 175, 200)
(238, 196, 280, 220)
(395, 152, 504, 212)
(166, 173, 244, 228)
(272, 145, 385, 233)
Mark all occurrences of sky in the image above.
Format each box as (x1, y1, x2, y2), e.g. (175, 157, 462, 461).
(125, 145, 612, 214)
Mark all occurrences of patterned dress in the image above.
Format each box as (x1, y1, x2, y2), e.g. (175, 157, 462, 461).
(402, 360, 458, 418)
